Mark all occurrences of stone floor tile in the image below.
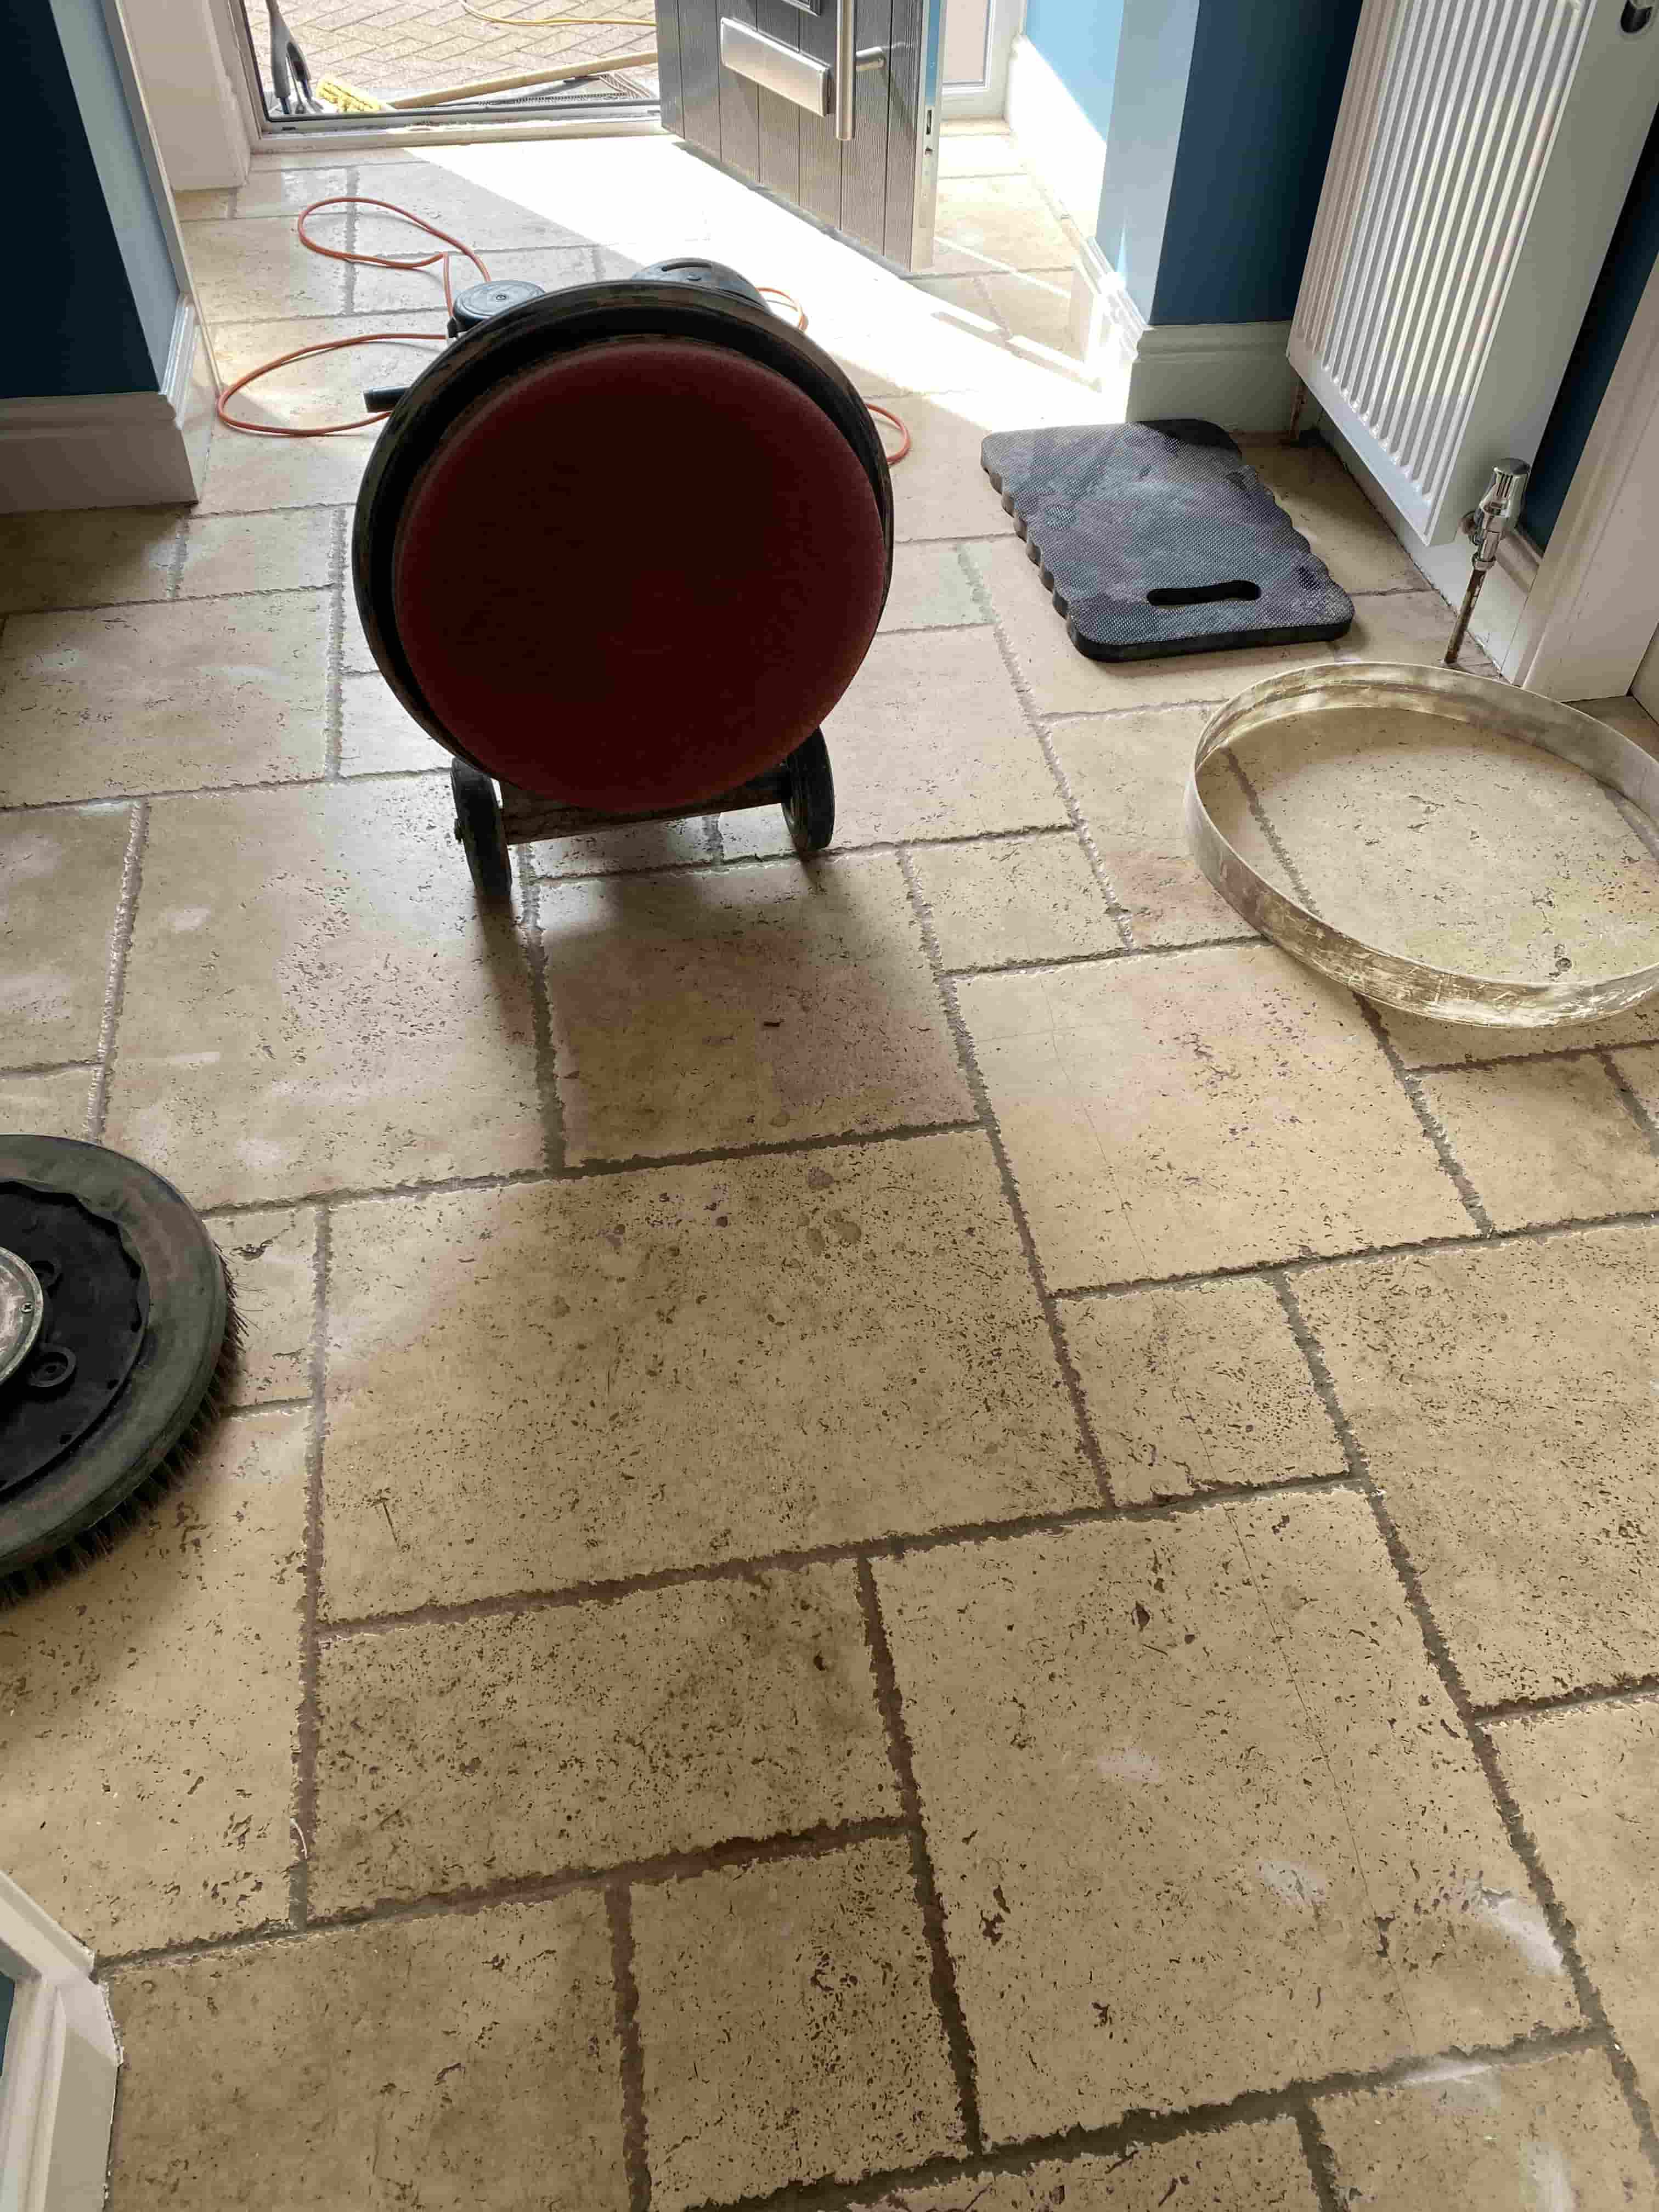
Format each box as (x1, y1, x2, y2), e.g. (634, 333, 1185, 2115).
(882, 540, 985, 630)
(0, 506, 181, 614)
(0, 595, 330, 804)
(0, 1409, 307, 1954)
(979, 269, 1080, 359)
(932, 173, 1074, 274)
(177, 507, 336, 598)
(232, 164, 352, 217)
(351, 159, 594, 255)
(104, 778, 540, 1208)
(633, 1837, 963, 2209)
(958, 945, 1468, 1288)
(1492, 1701, 1659, 2102)
(1047, 707, 1266, 948)
(890, 392, 1025, 542)
(1295, 1226, 1659, 1705)
(1611, 1039, 1659, 1123)
(1061, 1276, 1344, 1504)
(1317, 2048, 1656, 2212)
(106, 1895, 627, 2210)
(1420, 1054, 1659, 1229)
(938, 126, 1025, 177)
(969, 537, 1334, 717)
(913, 273, 1002, 324)
(185, 215, 351, 320)
(198, 314, 442, 514)
(0, 1068, 93, 1138)
(351, 240, 594, 316)
(1337, 588, 1499, 676)
(541, 853, 970, 1161)
(908, 831, 1121, 969)
(174, 187, 233, 218)
(845, 2119, 1319, 2210)
(338, 671, 443, 775)
(527, 816, 713, 878)
(820, 627, 1069, 847)
(220, 1206, 319, 1405)
(1240, 441, 1425, 594)
(1233, 701, 1659, 985)
(876, 1493, 1575, 2146)
(1381, 998, 1659, 1066)
(1574, 692, 1659, 759)
(0, 803, 130, 1063)
(313, 1565, 896, 1912)
(321, 1135, 1093, 1616)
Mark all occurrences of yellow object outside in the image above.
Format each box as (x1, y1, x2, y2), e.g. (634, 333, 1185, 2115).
(314, 75, 390, 112)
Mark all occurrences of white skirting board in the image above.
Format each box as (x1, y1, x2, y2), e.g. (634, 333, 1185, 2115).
(1070, 240, 1300, 436)
(0, 297, 213, 513)
(1005, 35, 1107, 235)
(0, 1872, 120, 2212)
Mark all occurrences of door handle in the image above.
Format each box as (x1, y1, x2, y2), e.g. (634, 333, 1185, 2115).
(834, 0, 855, 140)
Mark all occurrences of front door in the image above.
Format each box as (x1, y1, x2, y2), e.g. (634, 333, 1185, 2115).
(654, 0, 941, 271)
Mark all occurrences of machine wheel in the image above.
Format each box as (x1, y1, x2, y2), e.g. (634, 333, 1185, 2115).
(452, 760, 513, 903)
(781, 729, 835, 856)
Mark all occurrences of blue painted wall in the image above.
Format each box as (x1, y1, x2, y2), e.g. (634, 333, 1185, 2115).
(0, 1, 179, 400)
(1152, 0, 1361, 325)
(1023, 0, 1125, 139)
(1523, 101, 1659, 546)
(1094, 0, 1201, 319)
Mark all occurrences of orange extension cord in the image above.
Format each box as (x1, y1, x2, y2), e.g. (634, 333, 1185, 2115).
(216, 195, 911, 461)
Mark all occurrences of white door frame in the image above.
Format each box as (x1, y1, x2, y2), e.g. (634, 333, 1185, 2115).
(0, 1875, 120, 2212)
(942, 0, 1020, 119)
(1504, 239, 1659, 700)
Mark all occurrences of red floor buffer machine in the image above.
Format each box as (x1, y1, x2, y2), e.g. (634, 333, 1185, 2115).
(351, 259, 894, 900)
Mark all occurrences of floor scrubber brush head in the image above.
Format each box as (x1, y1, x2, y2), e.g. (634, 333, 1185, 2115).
(0, 1138, 240, 1599)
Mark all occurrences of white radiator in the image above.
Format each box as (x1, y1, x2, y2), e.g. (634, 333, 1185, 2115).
(1289, 0, 1659, 545)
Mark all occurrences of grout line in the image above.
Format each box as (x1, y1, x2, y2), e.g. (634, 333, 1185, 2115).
(1225, 748, 1493, 1237)
(1600, 1046, 1659, 1155)
(897, 845, 1115, 1506)
(1271, 1271, 1659, 2176)
(606, 1882, 652, 2212)
(1292, 2099, 1347, 2212)
(87, 800, 149, 1145)
(0, 1057, 102, 1081)
(163, 516, 190, 600)
(0, 762, 442, 819)
(1474, 1673, 1659, 1727)
(855, 1559, 984, 2158)
(227, 1391, 313, 1416)
(1410, 1039, 1657, 1077)
(288, 1205, 330, 1925)
(104, 1817, 911, 1974)
(323, 509, 348, 778)
(316, 1473, 1363, 1646)
(956, 542, 1136, 951)
(518, 849, 568, 1172)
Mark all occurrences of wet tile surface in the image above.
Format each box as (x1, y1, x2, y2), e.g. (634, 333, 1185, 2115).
(878, 1493, 1574, 2145)
(106, 1894, 627, 2209)
(0, 803, 129, 1063)
(844, 2119, 1320, 2209)
(1061, 1276, 1344, 1504)
(0, 595, 331, 804)
(177, 507, 336, 598)
(1240, 441, 1425, 595)
(1317, 2049, 1656, 2212)
(312, 1566, 897, 1911)
(633, 1837, 964, 2209)
(219, 1206, 319, 1405)
(1419, 1053, 1659, 1228)
(0, 1066, 93, 1137)
(338, 671, 442, 775)
(882, 540, 985, 630)
(1296, 1227, 1659, 1705)
(0, 506, 180, 614)
(104, 778, 541, 1208)
(908, 831, 1120, 969)
(321, 1135, 1092, 1616)
(1493, 1700, 1659, 2101)
(0, 1410, 306, 1954)
(541, 853, 971, 1161)
(958, 945, 1468, 1288)
(185, 215, 351, 319)
(932, 174, 1074, 275)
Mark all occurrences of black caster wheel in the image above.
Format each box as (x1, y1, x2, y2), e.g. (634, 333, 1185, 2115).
(451, 760, 512, 903)
(781, 729, 835, 856)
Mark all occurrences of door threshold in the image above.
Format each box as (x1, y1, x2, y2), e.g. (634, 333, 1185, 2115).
(256, 110, 666, 156)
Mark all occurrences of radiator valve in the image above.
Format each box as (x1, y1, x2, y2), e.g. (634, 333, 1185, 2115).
(1446, 457, 1530, 666)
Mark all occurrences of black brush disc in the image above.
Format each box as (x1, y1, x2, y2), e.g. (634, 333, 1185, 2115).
(0, 1138, 236, 1590)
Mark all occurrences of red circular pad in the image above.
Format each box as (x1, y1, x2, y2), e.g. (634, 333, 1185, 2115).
(392, 336, 887, 809)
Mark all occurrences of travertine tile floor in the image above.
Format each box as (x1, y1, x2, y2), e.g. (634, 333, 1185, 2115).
(4, 122, 1659, 2212)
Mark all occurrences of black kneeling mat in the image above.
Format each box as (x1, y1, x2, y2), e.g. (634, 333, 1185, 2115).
(980, 418, 1353, 661)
